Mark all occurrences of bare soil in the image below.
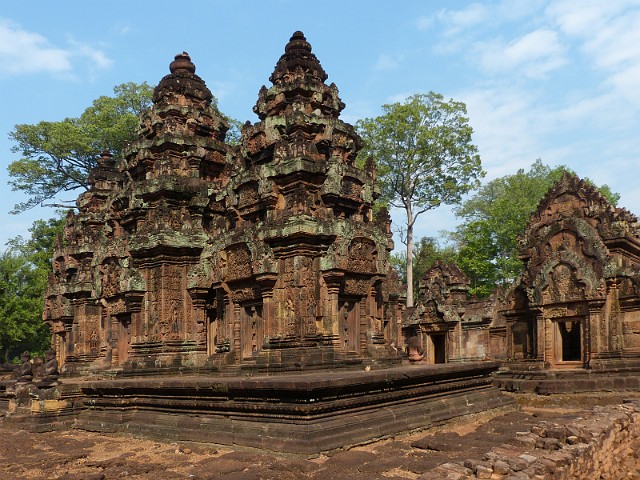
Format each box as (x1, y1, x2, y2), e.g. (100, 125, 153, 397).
(1, 392, 639, 480)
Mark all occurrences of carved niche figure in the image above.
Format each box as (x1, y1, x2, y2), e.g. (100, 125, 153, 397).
(224, 244, 252, 282)
(13, 351, 33, 383)
(345, 238, 377, 273)
(40, 349, 60, 385)
(32, 356, 45, 380)
(406, 337, 425, 362)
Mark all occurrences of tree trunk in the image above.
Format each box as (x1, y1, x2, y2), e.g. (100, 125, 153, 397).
(406, 207, 414, 308)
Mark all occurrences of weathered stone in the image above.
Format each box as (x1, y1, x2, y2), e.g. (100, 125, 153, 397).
(492, 459, 510, 475)
(404, 261, 508, 365)
(501, 172, 640, 378)
(475, 464, 494, 479)
(535, 437, 561, 450)
(43, 32, 404, 376)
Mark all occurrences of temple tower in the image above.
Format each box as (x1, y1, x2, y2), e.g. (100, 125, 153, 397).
(44, 33, 402, 374)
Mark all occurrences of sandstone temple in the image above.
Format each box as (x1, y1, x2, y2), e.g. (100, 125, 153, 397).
(4, 31, 640, 453)
(43, 32, 403, 375)
(406, 173, 640, 391)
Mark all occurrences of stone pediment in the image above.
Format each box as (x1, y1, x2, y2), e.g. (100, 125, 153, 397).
(521, 172, 640, 256)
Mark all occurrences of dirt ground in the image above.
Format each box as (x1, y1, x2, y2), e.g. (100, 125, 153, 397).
(1, 392, 639, 480)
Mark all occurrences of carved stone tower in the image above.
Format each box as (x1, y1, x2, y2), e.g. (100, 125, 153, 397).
(44, 33, 402, 374)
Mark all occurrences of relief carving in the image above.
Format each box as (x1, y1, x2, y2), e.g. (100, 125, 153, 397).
(344, 238, 377, 274)
(225, 244, 252, 281)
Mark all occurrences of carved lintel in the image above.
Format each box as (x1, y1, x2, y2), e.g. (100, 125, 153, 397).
(125, 291, 145, 312)
(322, 270, 344, 294)
(256, 273, 278, 294)
(187, 287, 210, 308)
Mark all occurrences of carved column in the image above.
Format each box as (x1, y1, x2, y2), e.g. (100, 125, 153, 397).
(110, 315, 120, 367)
(505, 317, 514, 361)
(322, 271, 343, 344)
(584, 310, 592, 368)
(587, 299, 605, 364)
(359, 297, 367, 353)
(609, 284, 621, 354)
(257, 273, 277, 343)
(233, 302, 241, 362)
(535, 311, 545, 362)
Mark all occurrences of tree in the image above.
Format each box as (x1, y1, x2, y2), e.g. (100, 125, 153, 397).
(357, 92, 484, 307)
(0, 216, 65, 362)
(0, 250, 50, 363)
(8, 82, 154, 213)
(451, 160, 620, 297)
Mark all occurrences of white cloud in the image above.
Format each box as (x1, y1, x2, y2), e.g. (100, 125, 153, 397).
(546, 0, 640, 102)
(437, 3, 490, 34)
(386, 92, 412, 104)
(495, 0, 547, 21)
(67, 38, 113, 70)
(208, 80, 236, 102)
(477, 29, 567, 79)
(546, 0, 638, 37)
(115, 23, 133, 36)
(408, 0, 640, 235)
(459, 86, 542, 179)
(0, 19, 72, 75)
(0, 18, 112, 77)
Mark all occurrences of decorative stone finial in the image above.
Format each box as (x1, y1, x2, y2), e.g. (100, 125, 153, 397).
(285, 31, 312, 54)
(269, 31, 328, 85)
(97, 150, 115, 168)
(170, 52, 196, 74)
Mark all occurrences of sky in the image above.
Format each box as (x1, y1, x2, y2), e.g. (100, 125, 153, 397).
(1, 0, 640, 252)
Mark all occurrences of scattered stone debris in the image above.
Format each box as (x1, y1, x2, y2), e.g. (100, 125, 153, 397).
(2, 395, 639, 479)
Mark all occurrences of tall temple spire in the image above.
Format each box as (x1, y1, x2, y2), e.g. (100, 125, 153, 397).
(153, 51, 213, 107)
(269, 31, 328, 85)
(254, 31, 344, 121)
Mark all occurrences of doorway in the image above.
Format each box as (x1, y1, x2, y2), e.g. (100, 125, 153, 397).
(340, 299, 360, 354)
(241, 304, 263, 359)
(556, 319, 582, 362)
(429, 334, 446, 364)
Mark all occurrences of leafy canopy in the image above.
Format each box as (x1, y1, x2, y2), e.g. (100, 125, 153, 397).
(8, 82, 154, 213)
(0, 216, 63, 363)
(357, 92, 484, 214)
(356, 92, 484, 306)
(451, 159, 620, 297)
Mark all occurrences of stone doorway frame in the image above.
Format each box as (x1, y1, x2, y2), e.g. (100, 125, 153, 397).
(552, 316, 584, 367)
(428, 333, 447, 364)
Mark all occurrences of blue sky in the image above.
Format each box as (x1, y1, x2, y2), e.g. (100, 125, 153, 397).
(1, 0, 640, 250)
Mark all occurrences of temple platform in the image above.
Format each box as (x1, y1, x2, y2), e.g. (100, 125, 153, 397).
(494, 360, 640, 394)
(2, 361, 511, 454)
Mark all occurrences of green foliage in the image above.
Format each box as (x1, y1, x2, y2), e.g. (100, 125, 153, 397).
(0, 250, 49, 363)
(356, 92, 484, 213)
(356, 92, 484, 306)
(389, 252, 407, 284)
(9, 216, 66, 272)
(224, 116, 243, 147)
(8, 81, 244, 213)
(8, 82, 154, 213)
(451, 160, 620, 297)
(1, 216, 64, 362)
